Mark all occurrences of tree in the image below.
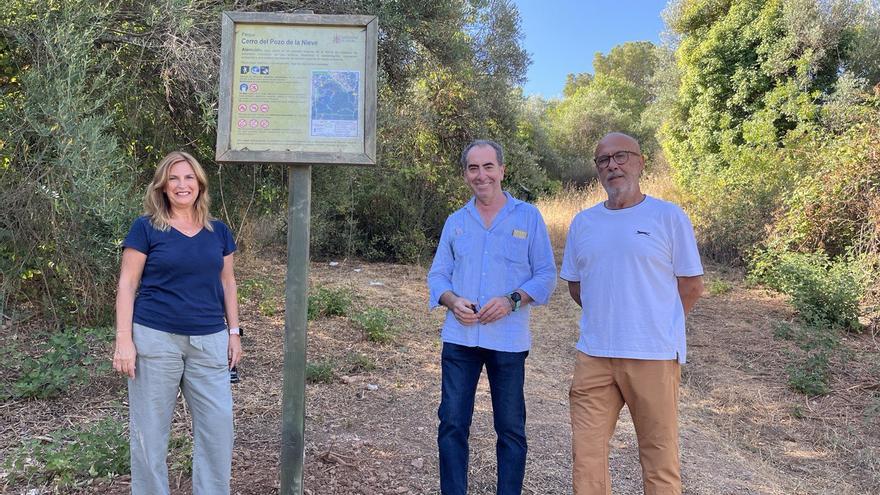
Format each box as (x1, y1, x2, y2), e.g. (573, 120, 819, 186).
(593, 40, 659, 90)
(563, 73, 593, 98)
(660, 0, 878, 261)
(0, 0, 548, 322)
(544, 42, 661, 183)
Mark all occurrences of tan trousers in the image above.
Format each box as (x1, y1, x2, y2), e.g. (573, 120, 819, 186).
(569, 352, 681, 495)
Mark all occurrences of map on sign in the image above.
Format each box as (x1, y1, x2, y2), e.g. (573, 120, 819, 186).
(310, 70, 360, 138)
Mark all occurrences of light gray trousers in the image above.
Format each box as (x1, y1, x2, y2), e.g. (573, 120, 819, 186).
(128, 323, 233, 495)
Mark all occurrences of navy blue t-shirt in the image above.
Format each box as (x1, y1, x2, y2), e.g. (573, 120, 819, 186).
(123, 216, 236, 335)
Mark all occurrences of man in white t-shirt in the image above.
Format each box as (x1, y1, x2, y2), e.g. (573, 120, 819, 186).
(560, 132, 704, 495)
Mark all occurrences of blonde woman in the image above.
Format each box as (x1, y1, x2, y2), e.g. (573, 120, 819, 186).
(112, 151, 242, 495)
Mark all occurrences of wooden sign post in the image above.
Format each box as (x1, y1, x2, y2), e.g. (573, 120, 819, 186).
(216, 11, 377, 495)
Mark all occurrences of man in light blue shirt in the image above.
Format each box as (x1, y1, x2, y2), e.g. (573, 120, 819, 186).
(427, 139, 556, 495)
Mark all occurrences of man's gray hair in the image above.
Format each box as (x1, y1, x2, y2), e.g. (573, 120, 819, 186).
(460, 139, 504, 171)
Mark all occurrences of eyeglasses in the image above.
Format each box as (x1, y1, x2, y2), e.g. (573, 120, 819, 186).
(594, 150, 641, 169)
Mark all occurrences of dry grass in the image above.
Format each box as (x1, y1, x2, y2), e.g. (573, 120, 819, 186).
(536, 173, 683, 250)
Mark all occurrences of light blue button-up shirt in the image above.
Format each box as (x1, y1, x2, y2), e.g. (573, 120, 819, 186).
(427, 192, 557, 352)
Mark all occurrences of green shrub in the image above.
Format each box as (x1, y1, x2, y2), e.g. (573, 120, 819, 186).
(10, 327, 113, 399)
(353, 308, 399, 343)
(305, 360, 336, 384)
(770, 320, 840, 352)
(238, 278, 279, 317)
(772, 319, 840, 397)
(5, 417, 129, 487)
(237, 278, 266, 302)
(787, 351, 831, 396)
(764, 120, 880, 259)
(771, 321, 796, 340)
(750, 250, 867, 331)
(168, 433, 193, 475)
(307, 286, 353, 320)
(0, 2, 140, 324)
(706, 278, 733, 296)
(346, 352, 377, 373)
(674, 150, 792, 264)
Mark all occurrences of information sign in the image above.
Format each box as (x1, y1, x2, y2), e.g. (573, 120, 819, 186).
(216, 12, 377, 164)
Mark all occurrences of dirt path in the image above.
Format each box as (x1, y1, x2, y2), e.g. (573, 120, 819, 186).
(3, 257, 878, 494)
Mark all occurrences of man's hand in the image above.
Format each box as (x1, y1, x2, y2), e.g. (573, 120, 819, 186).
(477, 296, 513, 324)
(112, 335, 137, 379)
(449, 296, 480, 326)
(228, 334, 242, 369)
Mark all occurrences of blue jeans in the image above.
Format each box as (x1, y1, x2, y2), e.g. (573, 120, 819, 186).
(438, 342, 528, 495)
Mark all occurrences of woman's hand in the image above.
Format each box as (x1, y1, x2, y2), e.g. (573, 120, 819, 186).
(113, 335, 137, 378)
(228, 334, 242, 369)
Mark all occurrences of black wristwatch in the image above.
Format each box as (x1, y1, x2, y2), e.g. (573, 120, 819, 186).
(508, 291, 522, 312)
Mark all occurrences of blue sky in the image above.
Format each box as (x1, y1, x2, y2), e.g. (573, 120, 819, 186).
(512, 0, 670, 98)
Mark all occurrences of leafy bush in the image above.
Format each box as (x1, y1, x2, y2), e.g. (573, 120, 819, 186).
(238, 278, 280, 317)
(787, 351, 831, 396)
(662, 0, 880, 266)
(772, 319, 841, 397)
(673, 149, 795, 264)
(8, 327, 112, 399)
(0, 2, 140, 324)
(5, 417, 129, 487)
(307, 286, 353, 320)
(305, 360, 336, 384)
(168, 434, 193, 475)
(771, 320, 840, 353)
(750, 250, 867, 331)
(345, 352, 377, 373)
(771, 321, 796, 341)
(706, 278, 733, 296)
(352, 308, 399, 343)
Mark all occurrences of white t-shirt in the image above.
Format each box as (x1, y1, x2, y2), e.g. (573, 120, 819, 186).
(560, 195, 703, 364)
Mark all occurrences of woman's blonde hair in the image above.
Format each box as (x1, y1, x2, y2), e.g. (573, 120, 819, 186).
(144, 151, 214, 232)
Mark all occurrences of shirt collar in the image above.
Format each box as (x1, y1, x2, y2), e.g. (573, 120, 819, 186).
(465, 191, 520, 229)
